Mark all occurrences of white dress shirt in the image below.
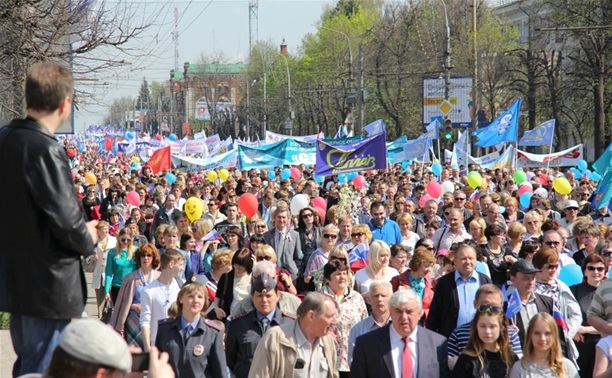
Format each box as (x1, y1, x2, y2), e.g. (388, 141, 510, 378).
(390, 325, 418, 378)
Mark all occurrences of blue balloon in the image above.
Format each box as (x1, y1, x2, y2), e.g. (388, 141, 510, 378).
(569, 167, 581, 176)
(558, 264, 583, 287)
(130, 163, 141, 172)
(338, 173, 347, 183)
(451, 163, 459, 170)
(589, 172, 601, 181)
(577, 159, 588, 171)
(347, 172, 358, 181)
(314, 175, 324, 184)
(165, 173, 176, 185)
(280, 168, 291, 180)
(125, 131, 135, 140)
(405, 167, 412, 174)
(168, 133, 178, 141)
(432, 162, 443, 177)
(267, 170, 276, 180)
(519, 192, 533, 209)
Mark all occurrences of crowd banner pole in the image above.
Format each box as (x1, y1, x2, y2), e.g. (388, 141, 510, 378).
(545, 124, 556, 171)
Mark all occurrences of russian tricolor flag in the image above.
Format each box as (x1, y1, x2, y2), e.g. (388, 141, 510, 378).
(469, 190, 480, 204)
(201, 229, 223, 242)
(553, 307, 569, 333)
(348, 241, 369, 273)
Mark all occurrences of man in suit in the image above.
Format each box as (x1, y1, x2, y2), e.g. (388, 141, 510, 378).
(427, 244, 492, 338)
(263, 207, 301, 280)
(351, 288, 450, 378)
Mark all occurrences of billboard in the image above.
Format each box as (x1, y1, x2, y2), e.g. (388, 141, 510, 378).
(422, 76, 473, 128)
(194, 101, 236, 121)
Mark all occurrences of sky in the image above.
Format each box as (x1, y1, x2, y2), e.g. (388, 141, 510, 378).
(73, 0, 334, 132)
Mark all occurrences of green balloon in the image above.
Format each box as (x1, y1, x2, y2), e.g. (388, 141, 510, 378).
(513, 170, 528, 184)
(467, 171, 482, 189)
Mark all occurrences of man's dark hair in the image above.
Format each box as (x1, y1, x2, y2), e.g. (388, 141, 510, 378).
(370, 201, 384, 212)
(45, 347, 117, 378)
(25, 63, 74, 111)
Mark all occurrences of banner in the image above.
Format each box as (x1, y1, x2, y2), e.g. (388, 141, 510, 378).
(194, 101, 236, 121)
(473, 98, 521, 148)
(518, 119, 555, 147)
(204, 134, 221, 153)
(264, 130, 322, 144)
(239, 139, 316, 170)
(470, 146, 513, 170)
(403, 135, 432, 161)
(117, 141, 148, 154)
(516, 144, 583, 168)
(315, 133, 387, 176)
(172, 149, 239, 171)
(364, 119, 386, 136)
(424, 119, 440, 140)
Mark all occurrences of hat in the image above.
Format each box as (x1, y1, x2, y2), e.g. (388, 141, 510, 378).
(252, 272, 277, 294)
(509, 259, 540, 275)
(253, 169, 261, 174)
(437, 249, 448, 257)
(125, 217, 136, 225)
(59, 319, 131, 371)
(564, 200, 580, 210)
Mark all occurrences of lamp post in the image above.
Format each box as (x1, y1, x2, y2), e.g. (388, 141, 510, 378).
(278, 53, 293, 135)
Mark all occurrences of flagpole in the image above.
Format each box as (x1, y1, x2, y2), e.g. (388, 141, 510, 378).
(436, 120, 441, 164)
(546, 121, 556, 171)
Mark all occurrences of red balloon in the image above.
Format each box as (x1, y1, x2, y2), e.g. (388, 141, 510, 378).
(353, 175, 367, 188)
(426, 181, 442, 198)
(67, 148, 75, 158)
(238, 193, 258, 218)
(419, 194, 434, 208)
(155, 134, 162, 141)
(517, 185, 533, 197)
(126, 191, 140, 206)
(290, 167, 301, 180)
(312, 196, 326, 210)
(314, 206, 326, 222)
(539, 174, 548, 186)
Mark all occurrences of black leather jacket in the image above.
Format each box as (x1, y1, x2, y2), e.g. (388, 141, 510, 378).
(0, 118, 95, 319)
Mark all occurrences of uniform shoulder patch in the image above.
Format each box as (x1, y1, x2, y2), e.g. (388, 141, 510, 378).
(281, 311, 296, 320)
(231, 311, 249, 320)
(158, 317, 176, 326)
(204, 318, 225, 332)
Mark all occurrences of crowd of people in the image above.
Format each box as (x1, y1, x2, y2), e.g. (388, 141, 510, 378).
(4, 62, 612, 378)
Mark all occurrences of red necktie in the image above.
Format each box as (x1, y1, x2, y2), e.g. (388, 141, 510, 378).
(402, 336, 414, 378)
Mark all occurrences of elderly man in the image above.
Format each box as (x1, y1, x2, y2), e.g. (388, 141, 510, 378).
(348, 280, 392, 365)
(541, 230, 576, 270)
(427, 244, 492, 337)
(431, 208, 471, 251)
(226, 272, 295, 378)
(248, 292, 338, 378)
(151, 194, 177, 237)
(415, 199, 442, 238)
(484, 203, 507, 230)
(263, 207, 302, 280)
(452, 190, 472, 220)
(368, 201, 402, 245)
(350, 289, 449, 378)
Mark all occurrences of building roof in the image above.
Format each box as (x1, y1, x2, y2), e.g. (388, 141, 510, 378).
(171, 62, 248, 80)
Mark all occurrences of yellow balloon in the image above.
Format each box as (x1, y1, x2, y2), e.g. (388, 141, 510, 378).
(85, 172, 97, 185)
(207, 171, 218, 183)
(219, 168, 230, 181)
(467, 172, 482, 189)
(552, 177, 572, 195)
(184, 197, 204, 222)
(131, 156, 140, 163)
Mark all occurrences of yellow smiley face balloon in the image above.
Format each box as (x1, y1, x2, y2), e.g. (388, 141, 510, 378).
(184, 197, 204, 222)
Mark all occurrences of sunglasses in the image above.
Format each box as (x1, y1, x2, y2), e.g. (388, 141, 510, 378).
(544, 241, 561, 247)
(454, 198, 466, 201)
(587, 266, 605, 272)
(323, 234, 338, 239)
(477, 304, 503, 315)
(141, 254, 153, 258)
(426, 246, 435, 251)
(603, 250, 612, 257)
(256, 225, 266, 229)
(544, 264, 559, 270)
(302, 213, 314, 218)
(351, 232, 365, 238)
(256, 255, 272, 261)
(208, 203, 217, 206)
(120, 238, 131, 243)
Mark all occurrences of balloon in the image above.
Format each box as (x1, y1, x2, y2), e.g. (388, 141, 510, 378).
(558, 264, 584, 287)
(207, 171, 218, 183)
(590, 172, 602, 181)
(280, 168, 291, 180)
(426, 181, 442, 198)
(85, 172, 97, 185)
(314, 206, 326, 222)
(499, 206, 506, 214)
(165, 173, 176, 185)
(419, 194, 433, 208)
(126, 191, 140, 207)
(539, 174, 548, 186)
(552, 177, 572, 195)
(155, 134, 162, 141)
(520, 181, 533, 189)
(347, 172, 358, 181)
(130, 163, 141, 172)
(338, 173, 348, 183)
(131, 156, 140, 163)
(569, 167, 581, 176)
(432, 162, 443, 177)
(353, 175, 367, 189)
(582, 169, 591, 178)
(526, 171, 535, 180)
(401, 161, 410, 171)
(290, 167, 301, 180)
(577, 159, 588, 171)
(67, 148, 75, 158)
(517, 185, 533, 197)
(467, 171, 482, 189)
(290, 194, 310, 216)
(125, 131, 135, 140)
(313, 196, 327, 209)
(267, 170, 276, 180)
(314, 175, 324, 184)
(184, 197, 204, 222)
(513, 170, 528, 185)
(441, 181, 455, 194)
(451, 163, 458, 170)
(219, 168, 230, 181)
(168, 133, 177, 141)
(238, 193, 258, 218)
(534, 188, 548, 198)
(520, 192, 533, 208)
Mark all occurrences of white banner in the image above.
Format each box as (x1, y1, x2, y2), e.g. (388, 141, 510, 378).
(516, 144, 583, 168)
(204, 134, 221, 153)
(264, 130, 323, 144)
(468, 150, 500, 167)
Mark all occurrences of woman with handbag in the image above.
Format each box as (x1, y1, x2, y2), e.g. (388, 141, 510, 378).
(110, 243, 161, 348)
(83, 221, 116, 318)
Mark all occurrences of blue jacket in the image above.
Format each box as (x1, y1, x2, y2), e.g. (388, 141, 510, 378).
(368, 218, 402, 245)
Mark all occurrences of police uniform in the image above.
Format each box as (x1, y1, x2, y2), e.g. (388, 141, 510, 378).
(155, 316, 227, 378)
(226, 308, 295, 378)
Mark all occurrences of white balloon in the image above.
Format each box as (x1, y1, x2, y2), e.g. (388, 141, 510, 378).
(534, 188, 548, 198)
(290, 194, 310, 216)
(520, 181, 533, 189)
(441, 181, 455, 194)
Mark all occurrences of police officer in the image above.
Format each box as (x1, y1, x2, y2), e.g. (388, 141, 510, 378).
(155, 282, 227, 378)
(226, 272, 295, 378)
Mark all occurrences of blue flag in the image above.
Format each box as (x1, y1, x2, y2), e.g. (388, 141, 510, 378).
(348, 241, 369, 264)
(364, 119, 386, 136)
(473, 98, 521, 148)
(505, 288, 522, 319)
(592, 142, 612, 175)
(518, 119, 555, 146)
(424, 119, 440, 140)
(403, 135, 432, 161)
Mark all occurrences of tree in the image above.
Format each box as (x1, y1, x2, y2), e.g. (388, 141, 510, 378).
(103, 95, 135, 127)
(136, 78, 151, 111)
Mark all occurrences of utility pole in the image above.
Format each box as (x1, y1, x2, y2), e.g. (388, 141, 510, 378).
(263, 72, 267, 139)
(358, 43, 364, 134)
(470, 0, 478, 157)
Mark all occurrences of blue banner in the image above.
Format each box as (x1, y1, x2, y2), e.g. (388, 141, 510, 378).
(473, 98, 521, 148)
(518, 119, 555, 147)
(364, 119, 386, 136)
(315, 133, 387, 176)
(402, 135, 432, 161)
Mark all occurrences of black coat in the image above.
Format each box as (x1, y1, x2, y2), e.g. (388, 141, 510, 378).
(0, 118, 95, 319)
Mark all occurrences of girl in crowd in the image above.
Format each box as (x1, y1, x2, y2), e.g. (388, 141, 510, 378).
(295, 206, 323, 275)
(303, 224, 340, 284)
(509, 313, 578, 377)
(469, 217, 488, 246)
(354, 240, 399, 301)
(210, 248, 253, 321)
(104, 228, 137, 304)
(397, 213, 420, 251)
(389, 244, 409, 274)
(453, 305, 518, 377)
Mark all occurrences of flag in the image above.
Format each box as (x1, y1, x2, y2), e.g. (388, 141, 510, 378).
(334, 124, 348, 139)
(469, 190, 480, 204)
(505, 288, 522, 319)
(473, 98, 521, 148)
(403, 135, 432, 161)
(424, 119, 440, 140)
(348, 241, 369, 273)
(518, 119, 555, 147)
(552, 306, 569, 333)
(364, 119, 386, 136)
(592, 141, 612, 175)
(201, 229, 223, 242)
(147, 146, 171, 174)
(595, 170, 612, 209)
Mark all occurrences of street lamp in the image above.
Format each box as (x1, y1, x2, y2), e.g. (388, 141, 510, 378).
(278, 53, 293, 135)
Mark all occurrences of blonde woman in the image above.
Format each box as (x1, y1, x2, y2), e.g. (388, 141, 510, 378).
(254, 245, 297, 295)
(84, 221, 117, 317)
(104, 228, 137, 304)
(469, 217, 488, 246)
(523, 210, 544, 242)
(397, 212, 420, 251)
(303, 224, 340, 283)
(354, 240, 399, 300)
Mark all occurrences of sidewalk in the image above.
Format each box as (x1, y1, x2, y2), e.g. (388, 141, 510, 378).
(0, 272, 99, 376)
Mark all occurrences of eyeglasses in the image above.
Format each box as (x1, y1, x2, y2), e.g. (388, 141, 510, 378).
(566, 208, 579, 211)
(351, 232, 365, 238)
(302, 213, 313, 218)
(323, 234, 338, 239)
(256, 225, 266, 229)
(208, 203, 216, 206)
(587, 266, 606, 272)
(256, 255, 272, 261)
(454, 198, 466, 201)
(602, 250, 612, 257)
(544, 241, 561, 247)
(120, 238, 130, 243)
(544, 264, 559, 270)
(141, 254, 153, 258)
(477, 304, 503, 314)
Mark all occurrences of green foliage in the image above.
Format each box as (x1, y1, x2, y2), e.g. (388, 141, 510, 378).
(0, 312, 9, 330)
